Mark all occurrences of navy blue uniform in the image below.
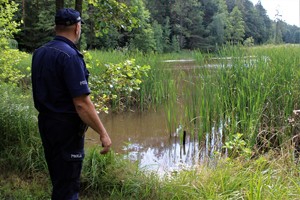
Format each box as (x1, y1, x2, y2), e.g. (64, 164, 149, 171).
(32, 36, 90, 200)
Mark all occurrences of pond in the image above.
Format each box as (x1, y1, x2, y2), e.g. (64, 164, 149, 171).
(85, 58, 255, 175)
(85, 107, 223, 176)
(86, 55, 272, 175)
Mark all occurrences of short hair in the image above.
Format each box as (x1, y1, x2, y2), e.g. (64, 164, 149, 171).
(54, 23, 78, 33)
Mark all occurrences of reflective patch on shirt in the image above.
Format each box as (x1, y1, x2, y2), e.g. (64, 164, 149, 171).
(79, 80, 87, 85)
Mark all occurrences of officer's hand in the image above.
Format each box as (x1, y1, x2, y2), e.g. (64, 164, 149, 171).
(100, 135, 112, 154)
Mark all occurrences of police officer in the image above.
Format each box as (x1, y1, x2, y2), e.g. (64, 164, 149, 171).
(31, 8, 111, 200)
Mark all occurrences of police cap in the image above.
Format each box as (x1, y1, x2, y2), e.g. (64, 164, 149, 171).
(55, 8, 84, 26)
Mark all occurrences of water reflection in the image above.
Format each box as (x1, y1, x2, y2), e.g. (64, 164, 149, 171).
(85, 108, 223, 175)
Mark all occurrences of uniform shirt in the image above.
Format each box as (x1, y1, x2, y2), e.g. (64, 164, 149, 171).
(31, 36, 90, 114)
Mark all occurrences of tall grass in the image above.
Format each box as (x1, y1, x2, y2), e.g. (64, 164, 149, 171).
(2, 146, 299, 199)
(81, 148, 161, 199)
(0, 83, 45, 172)
(218, 45, 298, 148)
(80, 148, 299, 200)
(159, 45, 300, 152)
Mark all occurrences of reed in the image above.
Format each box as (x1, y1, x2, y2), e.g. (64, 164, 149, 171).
(161, 45, 300, 152)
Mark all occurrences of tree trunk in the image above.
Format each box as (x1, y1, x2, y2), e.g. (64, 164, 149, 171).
(56, 0, 64, 11)
(75, 0, 83, 15)
(75, 0, 83, 50)
(22, 0, 26, 27)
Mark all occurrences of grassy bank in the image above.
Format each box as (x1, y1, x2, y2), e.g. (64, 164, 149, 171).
(1, 150, 299, 199)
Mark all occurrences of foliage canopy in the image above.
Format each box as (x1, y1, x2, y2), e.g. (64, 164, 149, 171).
(8, 0, 300, 52)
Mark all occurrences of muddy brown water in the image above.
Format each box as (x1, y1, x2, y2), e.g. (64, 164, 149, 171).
(85, 108, 223, 175)
(85, 60, 225, 175)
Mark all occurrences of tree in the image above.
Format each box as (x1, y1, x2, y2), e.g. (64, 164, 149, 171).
(255, 1, 272, 43)
(56, 0, 64, 11)
(145, 0, 173, 27)
(171, 0, 204, 49)
(127, 0, 155, 52)
(14, 0, 55, 51)
(274, 10, 283, 44)
(207, 0, 230, 46)
(229, 6, 245, 44)
(0, 0, 21, 48)
(13, 0, 138, 51)
(75, 0, 82, 14)
(237, 0, 257, 42)
(152, 20, 164, 53)
(11, 0, 282, 51)
(225, 0, 236, 12)
(162, 16, 172, 52)
(280, 22, 300, 44)
(293, 30, 300, 43)
(0, 0, 27, 85)
(88, 0, 138, 37)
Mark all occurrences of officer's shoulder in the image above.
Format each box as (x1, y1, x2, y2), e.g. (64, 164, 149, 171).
(52, 41, 78, 57)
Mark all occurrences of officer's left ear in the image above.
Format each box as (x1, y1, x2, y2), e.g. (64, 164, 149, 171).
(74, 23, 80, 34)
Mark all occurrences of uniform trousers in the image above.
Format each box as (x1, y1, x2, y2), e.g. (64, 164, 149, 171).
(38, 113, 87, 200)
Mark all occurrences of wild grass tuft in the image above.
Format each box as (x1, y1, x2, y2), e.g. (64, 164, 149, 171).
(0, 83, 45, 172)
(81, 147, 161, 199)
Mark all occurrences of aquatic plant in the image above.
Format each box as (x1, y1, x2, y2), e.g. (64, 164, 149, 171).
(162, 45, 300, 155)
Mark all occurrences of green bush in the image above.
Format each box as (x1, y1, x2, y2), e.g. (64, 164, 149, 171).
(89, 59, 151, 112)
(0, 0, 21, 45)
(0, 49, 30, 86)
